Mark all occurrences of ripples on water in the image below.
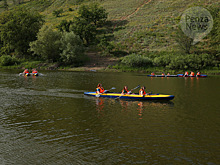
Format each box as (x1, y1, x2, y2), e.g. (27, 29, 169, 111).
(0, 71, 219, 164)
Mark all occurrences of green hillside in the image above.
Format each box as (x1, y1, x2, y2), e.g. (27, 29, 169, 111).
(0, 0, 219, 72)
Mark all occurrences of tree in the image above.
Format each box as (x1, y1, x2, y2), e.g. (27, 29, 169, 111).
(60, 32, 85, 65)
(70, 3, 108, 45)
(0, 8, 44, 56)
(71, 17, 97, 45)
(57, 20, 72, 32)
(30, 26, 61, 62)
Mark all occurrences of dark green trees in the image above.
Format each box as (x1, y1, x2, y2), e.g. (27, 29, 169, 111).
(0, 8, 44, 56)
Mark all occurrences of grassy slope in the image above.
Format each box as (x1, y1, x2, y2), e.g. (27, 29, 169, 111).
(0, 0, 219, 54)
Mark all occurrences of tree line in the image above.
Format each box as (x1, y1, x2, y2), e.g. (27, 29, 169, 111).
(0, 3, 110, 66)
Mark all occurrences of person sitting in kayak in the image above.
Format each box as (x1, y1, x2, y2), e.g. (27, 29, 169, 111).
(167, 73, 170, 76)
(121, 86, 130, 95)
(139, 86, 146, 96)
(162, 73, 165, 76)
(96, 83, 105, 94)
(23, 69, 29, 76)
(184, 71, 189, 77)
(32, 68, 38, 76)
(151, 72, 155, 76)
(190, 71, 195, 76)
(196, 71, 201, 77)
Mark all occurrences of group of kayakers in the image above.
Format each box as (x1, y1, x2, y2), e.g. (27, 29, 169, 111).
(22, 69, 38, 76)
(151, 71, 201, 77)
(96, 83, 148, 96)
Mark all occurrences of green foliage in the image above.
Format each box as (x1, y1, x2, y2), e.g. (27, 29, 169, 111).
(71, 3, 108, 45)
(60, 32, 86, 65)
(0, 55, 20, 66)
(152, 52, 217, 70)
(30, 26, 61, 62)
(209, 6, 220, 50)
(0, 8, 44, 56)
(98, 35, 114, 55)
(121, 54, 153, 67)
(57, 20, 72, 32)
(52, 9, 64, 17)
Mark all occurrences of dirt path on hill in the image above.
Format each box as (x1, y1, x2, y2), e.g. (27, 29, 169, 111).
(82, 52, 118, 71)
(113, 0, 152, 31)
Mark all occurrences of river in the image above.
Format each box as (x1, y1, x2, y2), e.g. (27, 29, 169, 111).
(0, 69, 219, 164)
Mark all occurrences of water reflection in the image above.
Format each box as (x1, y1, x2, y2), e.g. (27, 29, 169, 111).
(94, 97, 174, 119)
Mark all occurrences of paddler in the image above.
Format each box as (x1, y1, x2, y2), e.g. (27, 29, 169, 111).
(151, 72, 155, 76)
(121, 86, 130, 95)
(139, 86, 146, 96)
(162, 73, 165, 76)
(184, 71, 189, 77)
(196, 71, 201, 77)
(96, 83, 105, 94)
(32, 68, 38, 76)
(190, 71, 195, 77)
(167, 73, 170, 76)
(23, 69, 29, 76)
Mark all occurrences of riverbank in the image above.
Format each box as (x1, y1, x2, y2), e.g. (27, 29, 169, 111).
(1, 61, 220, 75)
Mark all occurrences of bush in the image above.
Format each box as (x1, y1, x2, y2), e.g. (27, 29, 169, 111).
(121, 54, 152, 67)
(0, 55, 19, 66)
(60, 32, 86, 66)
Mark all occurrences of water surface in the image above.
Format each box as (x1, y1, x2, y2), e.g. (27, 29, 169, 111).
(0, 70, 219, 164)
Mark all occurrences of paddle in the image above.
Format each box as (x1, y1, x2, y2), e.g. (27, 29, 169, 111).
(96, 87, 116, 97)
(115, 85, 140, 100)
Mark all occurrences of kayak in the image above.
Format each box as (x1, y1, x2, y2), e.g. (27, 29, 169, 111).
(147, 74, 207, 78)
(84, 92, 174, 100)
(32, 73, 39, 76)
(147, 75, 178, 77)
(177, 74, 207, 77)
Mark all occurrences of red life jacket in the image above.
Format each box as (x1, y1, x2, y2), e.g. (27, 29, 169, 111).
(196, 72, 200, 76)
(151, 73, 155, 75)
(185, 72, 189, 75)
(32, 70, 38, 74)
(139, 89, 146, 95)
(97, 87, 104, 93)
(24, 69, 29, 74)
(191, 72, 195, 76)
(122, 89, 129, 94)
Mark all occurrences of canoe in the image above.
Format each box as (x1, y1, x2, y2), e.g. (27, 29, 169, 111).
(32, 73, 39, 76)
(84, 92, 175, 100)
(147, 74, 207, 78)
(177, 74, 207, 78)
(147, 75, 178, 77)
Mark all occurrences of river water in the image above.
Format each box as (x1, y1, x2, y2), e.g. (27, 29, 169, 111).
(0, 69, 219, 164)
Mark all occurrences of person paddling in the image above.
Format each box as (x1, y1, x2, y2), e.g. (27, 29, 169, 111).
(196, 71, 201, 77)
(32, 68, 38, 76)
(190, 71, 195, 77)
(139, 86, 146, 96)
(121, 86, 130, 95)
(23, 69, 29, 76)
(151, 72, 155, 76)
(96, 83, 105, 94)
(184, 71, 189, 77)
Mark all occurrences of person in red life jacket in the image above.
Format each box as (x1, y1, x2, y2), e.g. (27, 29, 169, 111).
(151, 72, 155, 76)
(32, 68, 38, 74)
(139, 86, 146, 96)
(32, 68, 38, 76)
(162, 73, 165, 76)
(23, 69, 29, 76)
(121, 86, 130, 95)
(190, 71, 195, 77)
(184, 71, 189, 77)
(196, 71, 201, 77)
(96, 83, 105, 94)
